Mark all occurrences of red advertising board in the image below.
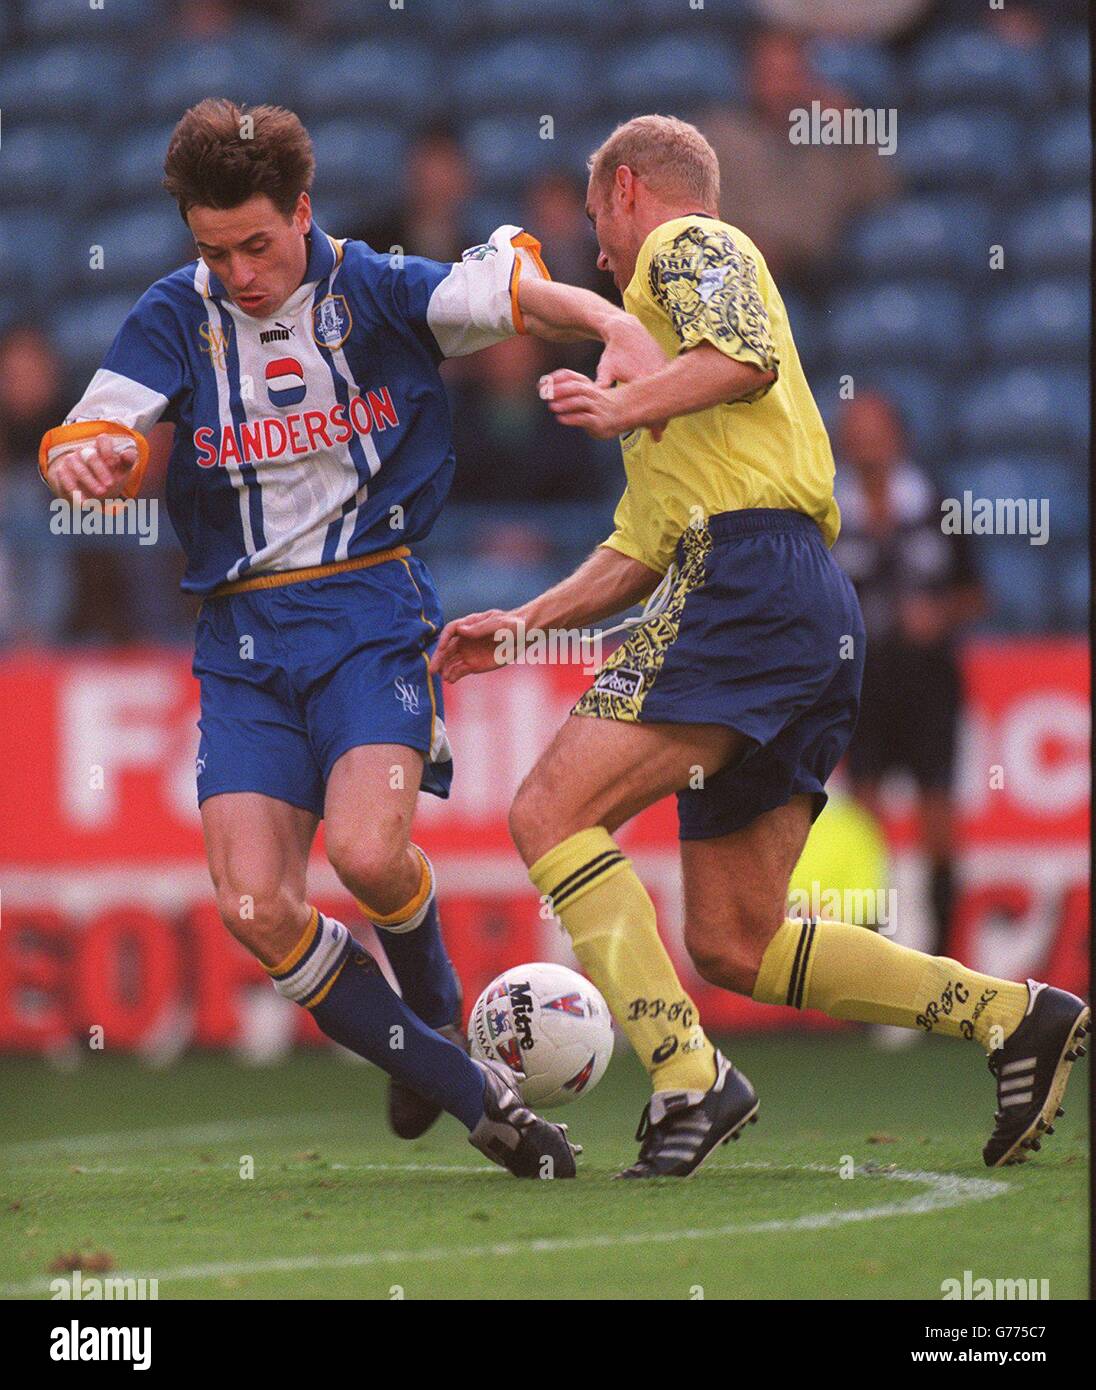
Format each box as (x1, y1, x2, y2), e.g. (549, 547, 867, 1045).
(0, 641, 1088, 1052)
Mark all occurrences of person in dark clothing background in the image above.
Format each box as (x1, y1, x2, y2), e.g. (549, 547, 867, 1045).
(833, 392, 985, 958)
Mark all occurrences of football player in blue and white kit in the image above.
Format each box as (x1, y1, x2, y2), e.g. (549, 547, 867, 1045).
(41, 100, 668, 1177)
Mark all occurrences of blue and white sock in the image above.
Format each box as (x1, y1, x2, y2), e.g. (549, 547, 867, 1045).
(359, 847, 461, 1030)
(266, 908, 484, 1129)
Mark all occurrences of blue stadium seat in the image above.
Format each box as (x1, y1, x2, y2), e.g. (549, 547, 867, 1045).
(607, 36, 743, 110)
(826, 282, 970, 368)
(68, 207, 194, 293)
(1029, 108, 1090, 188)
(294, 40, 441, 120)
(109, 124, 178, 202)
(311, 198, 372, 239)
(138, 32, 288, 120)
(808, 38, 901, 109)
(778, 290, 819, 367)
(977, 543, 1054, 631)
(454, 0, 608, 35)
(1059, 543, 1089, 631)
(464, 117, 583, 192)
(1053, 27, 1089, 104)
(983, 281, 1089, 363)
(466, 196, 528, 242)
(308, 120, 409, 214)
(630, 0, 751, 30)
(0, 42, 128, 120)
(0, 212, 67, 290)
(21, 0, 160, 38)
(908, 26, 1050, 108)
(322, 0, 460, 39)
(0, 124, 94, 204)
(951, 453, 1087, 546)
(1007, 193, 1090, 274)
(956, 368, 1089, 451)
(847, 195, 992, 278)
(52, 294, 137, 376)
(898, 111, 1021, 191)
(449, 40, 595, 117)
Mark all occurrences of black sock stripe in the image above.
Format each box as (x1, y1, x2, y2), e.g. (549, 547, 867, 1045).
(550, 853, 625, 910)
(546, 850, 623, 906)
(785, 921, 808, 1007)
(791, 919, 817, 1010)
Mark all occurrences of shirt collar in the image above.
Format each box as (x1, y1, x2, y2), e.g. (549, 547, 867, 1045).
(204, 224, 337, 302)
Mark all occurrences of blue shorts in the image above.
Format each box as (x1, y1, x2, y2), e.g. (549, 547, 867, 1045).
(193, 554, 452, 818)
(572, 510, 865, 840)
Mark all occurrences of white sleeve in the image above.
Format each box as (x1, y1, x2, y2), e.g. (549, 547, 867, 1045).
(64, 368, 169, 434)
(425, 224, 549, 358)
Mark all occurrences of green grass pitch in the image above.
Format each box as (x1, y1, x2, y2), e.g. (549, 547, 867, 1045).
(1, 1035, 1087, 1300)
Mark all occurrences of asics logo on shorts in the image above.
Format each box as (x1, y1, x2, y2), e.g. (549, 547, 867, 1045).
(594, 667, 644, 698)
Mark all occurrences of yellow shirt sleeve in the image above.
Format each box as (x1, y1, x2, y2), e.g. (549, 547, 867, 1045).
(646, 224, 779, 403)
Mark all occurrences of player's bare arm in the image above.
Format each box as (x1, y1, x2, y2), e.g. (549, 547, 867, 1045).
(517, 275, 668, 388)
(431, 545, 660, 683)
(543, 343, 775, 440)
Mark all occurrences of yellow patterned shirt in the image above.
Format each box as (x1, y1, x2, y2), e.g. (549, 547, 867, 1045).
(603, 215, 840, 574)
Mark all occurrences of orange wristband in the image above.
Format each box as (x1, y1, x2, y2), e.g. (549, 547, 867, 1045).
(39, 420, 150, 498)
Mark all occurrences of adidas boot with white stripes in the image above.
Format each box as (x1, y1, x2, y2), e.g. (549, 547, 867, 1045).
(615, 1051, 758, 1179)
(982, 981, 1090, 1168)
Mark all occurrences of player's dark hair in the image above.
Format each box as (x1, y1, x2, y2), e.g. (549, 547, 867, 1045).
(163, 99, 315, 221)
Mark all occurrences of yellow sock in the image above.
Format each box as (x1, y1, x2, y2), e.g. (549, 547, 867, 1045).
(529, 827, 717, 1093)
(753, 918, 1030, 1050)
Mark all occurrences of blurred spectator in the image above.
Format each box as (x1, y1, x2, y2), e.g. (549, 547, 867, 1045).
(833, 392, 985, 958)
(448, 336, 614, 505)
(524, 171, 603, 297)
(173, 0, 239, 39)
(700, 30, 898, 286)
(356, 124, 476, 264)
(755, 0, 932, 39)
(0, 326, 73, 644)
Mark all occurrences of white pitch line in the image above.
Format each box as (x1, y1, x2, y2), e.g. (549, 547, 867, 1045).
(0, 1163, 1009, 1297)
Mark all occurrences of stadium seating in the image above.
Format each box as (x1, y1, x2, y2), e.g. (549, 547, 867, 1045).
(983, 281, 1089, 363)
(827, 282, 971, 368)
(0, 41, 128, 120)
(1005, 194, 1091, 275)
(808, 37, 901, 109)
(606, 36, 744, 110)
(294, 40, 443, 121)
(0, 3, 1087, 639)
(908, 26, 1051, 108)
(449, 40, 597, 118)
(1030, 107, 1091, 187)
(898, 111, 1022, 191)
(137, 31, 288, 121)
(846, 195, 992, 278)
(956, 367, 1089, 452)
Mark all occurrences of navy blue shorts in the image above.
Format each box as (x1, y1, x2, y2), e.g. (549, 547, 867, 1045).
(572, 510, 865, 839)
(193, 554, 452, 819)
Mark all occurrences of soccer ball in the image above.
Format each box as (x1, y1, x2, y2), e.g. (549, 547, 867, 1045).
(467, 962, 614, 1108)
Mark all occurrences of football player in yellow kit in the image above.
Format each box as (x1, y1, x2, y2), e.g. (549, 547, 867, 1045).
(433, 116, 1088, 1177)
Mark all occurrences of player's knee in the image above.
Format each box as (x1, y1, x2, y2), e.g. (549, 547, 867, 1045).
(508, 774, 557, 863)
(685, 909, 779, 995)
(214, 878, 298, 955)
(326, 832, 407, 906)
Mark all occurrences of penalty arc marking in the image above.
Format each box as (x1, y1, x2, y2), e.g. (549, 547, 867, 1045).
(0, 1156, 1009, 1296)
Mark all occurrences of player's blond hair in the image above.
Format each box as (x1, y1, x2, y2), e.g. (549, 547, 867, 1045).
(587, 115, 720, 211)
